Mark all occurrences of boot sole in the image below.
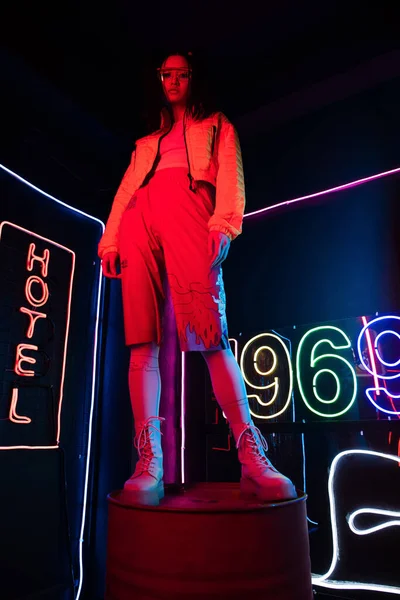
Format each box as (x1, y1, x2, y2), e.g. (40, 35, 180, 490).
(240, 479, 297, 503)
(122, 482, 164, 506)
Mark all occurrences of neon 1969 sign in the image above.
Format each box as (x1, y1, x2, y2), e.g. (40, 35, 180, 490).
(236, 316, 400, 420)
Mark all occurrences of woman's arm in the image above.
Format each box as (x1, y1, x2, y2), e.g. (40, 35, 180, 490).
(98, 149, 137, 259)
(208, 114, 246, 241)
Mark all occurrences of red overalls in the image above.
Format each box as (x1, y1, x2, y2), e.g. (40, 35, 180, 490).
(118, 167, 229, 352)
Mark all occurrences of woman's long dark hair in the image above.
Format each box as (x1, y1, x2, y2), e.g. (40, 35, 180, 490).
(141, 51, 218, 134)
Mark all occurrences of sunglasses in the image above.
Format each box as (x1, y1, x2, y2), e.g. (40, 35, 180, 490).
(157, 68, 192, 82)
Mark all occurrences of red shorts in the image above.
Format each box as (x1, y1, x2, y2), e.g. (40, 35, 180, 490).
(118, 168, 230, 352)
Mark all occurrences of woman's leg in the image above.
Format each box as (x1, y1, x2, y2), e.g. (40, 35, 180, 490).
(118, 178, 166, 505)
(124, 342, 164, 505)
(202, 348, 297, 502)
(200, 348, 251, 432)
(128, 342, 161, 422)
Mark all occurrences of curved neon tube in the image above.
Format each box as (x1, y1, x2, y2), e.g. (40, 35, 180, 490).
(375, 330, 400, 368)
(312, 449, 400, 595)
(366, 389, 400, 415)
(348, 508, 400, 536)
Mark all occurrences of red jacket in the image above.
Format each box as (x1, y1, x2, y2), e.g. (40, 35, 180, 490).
(98, 110, 246, 258)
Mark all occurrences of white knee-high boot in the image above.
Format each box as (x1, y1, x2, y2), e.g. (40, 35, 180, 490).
(123, 416, 165, 505)
(202, 349, 297, 502)
(231, 421, 297, 502)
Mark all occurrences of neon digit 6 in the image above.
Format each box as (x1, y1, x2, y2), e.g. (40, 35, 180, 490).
(296, 326, 357, 418)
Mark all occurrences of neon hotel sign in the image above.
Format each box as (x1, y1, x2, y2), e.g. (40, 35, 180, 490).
(0, 222, 75, 449)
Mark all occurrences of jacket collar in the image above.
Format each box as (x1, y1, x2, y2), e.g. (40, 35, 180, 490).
(159, 107, 195, 131)
(160, 107, 171, 130)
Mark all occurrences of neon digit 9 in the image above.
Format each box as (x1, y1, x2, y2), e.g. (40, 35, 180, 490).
(240, 332, 292, 420)
(357, 315, 400, 415)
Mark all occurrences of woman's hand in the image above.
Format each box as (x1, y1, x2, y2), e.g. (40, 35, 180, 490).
(208, 231, 231, 268)
(101, 251, 121, 278)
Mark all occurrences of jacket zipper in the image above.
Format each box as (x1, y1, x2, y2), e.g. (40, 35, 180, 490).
(211, 125, 217, 156)
(183, 112, 195, 192)
(146, 123, 173, 179)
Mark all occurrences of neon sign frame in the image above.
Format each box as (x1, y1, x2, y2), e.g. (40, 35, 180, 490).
(0, 221, 76, 448)
(0, 163, 104, 600)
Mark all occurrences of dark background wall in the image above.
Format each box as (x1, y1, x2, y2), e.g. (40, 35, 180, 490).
(240, 75, 400, 212)
(2, 3, 400, 598)
(2, 3, 400, 222)
(225, 172, 400, 333)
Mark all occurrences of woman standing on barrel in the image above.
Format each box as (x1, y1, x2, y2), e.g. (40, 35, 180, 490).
(98, 51, 296, 505)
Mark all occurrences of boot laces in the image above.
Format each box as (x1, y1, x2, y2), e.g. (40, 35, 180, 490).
(237, 424, 275, 470)
(134, 417, 164, 474)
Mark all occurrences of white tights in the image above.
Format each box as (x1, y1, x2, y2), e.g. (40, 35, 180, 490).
(128, 344, 251, 429)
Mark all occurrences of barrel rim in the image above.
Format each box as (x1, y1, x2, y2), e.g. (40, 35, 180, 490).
(107, 483, 307, 514)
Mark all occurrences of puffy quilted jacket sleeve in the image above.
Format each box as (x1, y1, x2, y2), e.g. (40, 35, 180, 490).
(98, 149, 137, 259)
(208, 114, 245, 241)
